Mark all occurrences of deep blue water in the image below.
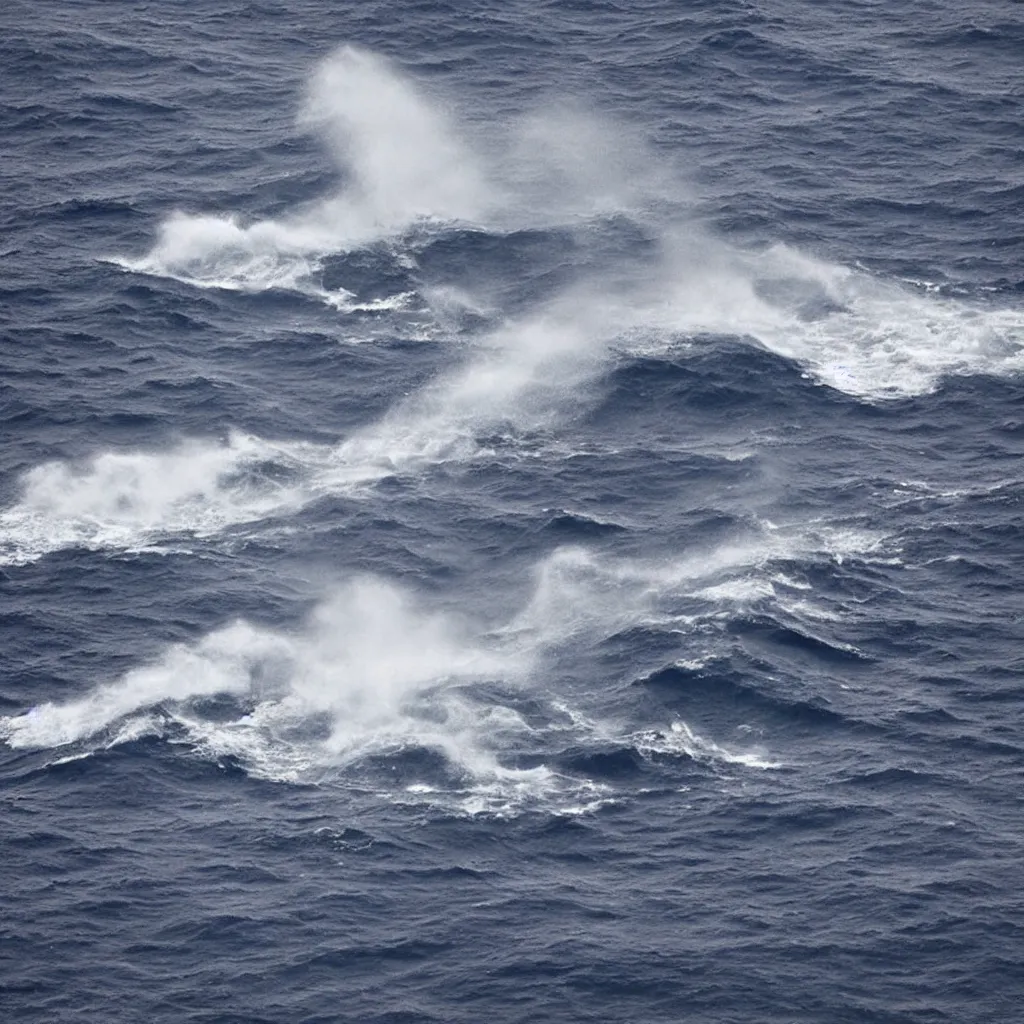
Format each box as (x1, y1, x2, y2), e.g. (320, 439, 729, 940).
(2, 2, 1024, 1021)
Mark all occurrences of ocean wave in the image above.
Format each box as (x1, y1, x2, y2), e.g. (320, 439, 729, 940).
(107, 44, 1024, 408)
(0, 431, 323, 566)
(0, 304, 614, 564)
(0, 536, 841, 810)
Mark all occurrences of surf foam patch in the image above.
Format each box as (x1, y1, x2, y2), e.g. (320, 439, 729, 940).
(0, 550, 798, 813)
(645, 239, 1024, 399)
(114, 46, 490, 299)
(0, 432, 323, 566)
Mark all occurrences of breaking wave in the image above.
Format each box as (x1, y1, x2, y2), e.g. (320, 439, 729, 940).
(1, 522, 888, 811)
(108, 45, 1024, 403)
(0, 432, 322, 566)
(113, 47, 489, 298)
(0, 530, 850, 812)
(8, 46, 1023, 570)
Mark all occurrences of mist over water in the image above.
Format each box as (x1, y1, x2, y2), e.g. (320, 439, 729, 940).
(4, 7, 1024, 1023)
(9, 40, 1020, 565)
(116, 46, 1024, 393)
(4, 530, 812, 812)
(121, 48, 486, 292)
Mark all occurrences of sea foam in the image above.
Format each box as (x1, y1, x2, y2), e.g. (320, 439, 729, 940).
(114, 43, 1024, 401)
(114, 47, 488, 297)
(15, 47, 1022, 567)
(0, 534, 828, 811)
(0, 432, 323, 566)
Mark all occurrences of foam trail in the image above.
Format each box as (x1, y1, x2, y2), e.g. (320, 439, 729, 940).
(0, 544, 807, 808)
(0, 432, 324, 565)
(0, 623, 283, 749)
(0, 579, 509, 755)
(0, 302, 609, 564)
(0, 578, 550, 810)
(116, 47, 489, 296)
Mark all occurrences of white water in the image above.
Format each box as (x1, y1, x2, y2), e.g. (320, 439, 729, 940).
(8, 46, 1023, 567)
(1, 530, 851, 810)
(631, 235, 1024, 399)
(114, 46, 489, 297)
(110, 44, 1024, 401)
(734, 244, 1024, 399)
(0, 432, 323, 566)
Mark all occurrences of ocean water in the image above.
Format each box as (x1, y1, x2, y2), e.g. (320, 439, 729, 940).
(2, 2, 1023, 1021)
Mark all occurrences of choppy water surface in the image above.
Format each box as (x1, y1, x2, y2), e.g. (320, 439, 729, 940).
(2, 2, 1023, 1021)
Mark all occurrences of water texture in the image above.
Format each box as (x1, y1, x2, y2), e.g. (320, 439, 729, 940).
(2, 2, 1023, 1022)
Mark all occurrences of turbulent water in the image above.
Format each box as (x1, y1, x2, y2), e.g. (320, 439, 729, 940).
(3, 2, 1023, 1021)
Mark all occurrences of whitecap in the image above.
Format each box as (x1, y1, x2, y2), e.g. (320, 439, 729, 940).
(115, 47, 490, 300)
(0, 431, 325, 566)
(633, 720, 782, 770)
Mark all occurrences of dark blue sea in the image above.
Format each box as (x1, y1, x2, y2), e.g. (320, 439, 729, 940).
(3, 2, 1024, 1021)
